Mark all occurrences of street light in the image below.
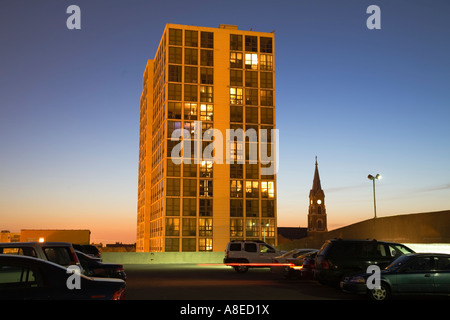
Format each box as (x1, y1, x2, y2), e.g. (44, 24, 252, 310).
(367, 174, 382, 218)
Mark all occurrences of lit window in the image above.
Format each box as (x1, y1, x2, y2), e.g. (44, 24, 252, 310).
(230, 87, 243, 105)
(199, 219, 213, 236)
(199, 238, 213, 251)
(260, 54, 273, 71)
(230, 52, 243, 68)
(245, 53, 258, 70)
(200, 104, 213, 121)
(261, 181, 274, 198)
(200, 86, 213, 103)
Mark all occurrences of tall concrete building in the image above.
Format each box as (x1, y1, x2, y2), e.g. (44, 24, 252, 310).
(137, 24, 276, 252)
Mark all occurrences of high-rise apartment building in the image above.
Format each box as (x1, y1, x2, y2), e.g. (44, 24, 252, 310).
(137, 24, 276, 252)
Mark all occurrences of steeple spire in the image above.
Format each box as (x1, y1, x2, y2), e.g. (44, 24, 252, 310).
(312, 156, 322, 193)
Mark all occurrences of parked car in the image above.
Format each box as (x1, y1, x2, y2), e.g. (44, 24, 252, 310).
(0, 242, 82, 269)
(0, 254, 126, 300)
(75, 250, 126, 280)
(271, 248, 317, 276)
(72, 244, 102, 260)
(314, 239, 415, 285)
(340, 253, 450, 301)
(285, 250, 318, 279)
(224, 240, 283, 273)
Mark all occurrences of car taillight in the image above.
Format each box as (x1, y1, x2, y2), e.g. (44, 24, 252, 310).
(112, 288, 126, 300)
(322, 259, 330, 270)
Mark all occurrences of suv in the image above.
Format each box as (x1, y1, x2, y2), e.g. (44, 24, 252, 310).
(224, 240, 282, 273)
(314, 239, 415, 285)
(0, 242, 81, 269)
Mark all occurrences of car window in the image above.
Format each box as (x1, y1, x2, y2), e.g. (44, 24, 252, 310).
(434, 256, 450, 271)
(229, 243, 241, 251)
(389, 244, 414, 257)
(244, 243, 257, 253)
(0, 265, 39, 288)
(404, 257, 432, 272)
(43, 247, 73, 266)
(0, 247, 38, 258)
(259, 244, 275, 253)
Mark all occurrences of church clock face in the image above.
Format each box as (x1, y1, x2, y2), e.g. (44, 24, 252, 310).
(317, 199, 322, 205)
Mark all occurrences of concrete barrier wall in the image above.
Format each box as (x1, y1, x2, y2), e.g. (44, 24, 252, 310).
(102, 252, 225, 264)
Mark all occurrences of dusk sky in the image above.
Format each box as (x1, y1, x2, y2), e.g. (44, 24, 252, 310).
(1, 0, 449, 244)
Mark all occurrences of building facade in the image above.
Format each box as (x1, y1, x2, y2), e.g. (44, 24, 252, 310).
(308, 157, 327, 234)
(137, 24, 277, 252)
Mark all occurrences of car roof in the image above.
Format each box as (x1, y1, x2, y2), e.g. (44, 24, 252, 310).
(0, 242, 73, 247)
(0, 253, 69, 269)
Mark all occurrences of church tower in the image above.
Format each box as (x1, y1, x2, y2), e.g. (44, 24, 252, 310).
(308, 157, 327, 234)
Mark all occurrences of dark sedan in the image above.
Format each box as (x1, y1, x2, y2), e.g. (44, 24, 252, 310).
(0, 255, 126, 300)
(340, 253, 450, 301)
(75, 250, 126, 280)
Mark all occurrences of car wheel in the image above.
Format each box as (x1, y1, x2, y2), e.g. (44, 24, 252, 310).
(234, 265, 249, 273)
(369, 283, 390, 301)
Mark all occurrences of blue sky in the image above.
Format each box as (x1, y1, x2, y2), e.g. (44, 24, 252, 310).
(1, 0, 449, 243)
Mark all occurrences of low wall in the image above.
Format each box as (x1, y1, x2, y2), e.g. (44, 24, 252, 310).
(102, 252, 224, 264)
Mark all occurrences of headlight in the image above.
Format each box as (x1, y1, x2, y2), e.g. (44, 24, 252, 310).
(349, 276, 366, 284)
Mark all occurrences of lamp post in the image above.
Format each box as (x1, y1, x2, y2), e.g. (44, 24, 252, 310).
(367, 174, 382, 218)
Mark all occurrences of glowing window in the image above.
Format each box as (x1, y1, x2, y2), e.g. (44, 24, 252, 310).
(245, 53, 258, 70)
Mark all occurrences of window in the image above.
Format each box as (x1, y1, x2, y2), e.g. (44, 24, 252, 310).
(167, 120, 181, 137)
(165, 218, 180, 236)
(165, 238, 179, 251)
(230, 200, 243, 217)
(169, 28, 182, 46)
(260, 90, 273, 106)
(260, 37, 273, 53)
(230, 52, 243, 68)
(261, 107, 273, 124)
(183, 198, 196, 216)
(167, 160, 181, 177)
(245, 181, 259, 198)
(43, 247, 73, 266)
(230, 34, 242, 51)
(183, 179, 197, 197)
(230, 105, 243, 123)
(183, 121, 196, 139)
(185, 30, 198, 47)
(245, 106, 258, 123)
(230, 88, 243, 105)
(230, 163, 243, 178)
(169, 46, 182, 64)
(245, 35, 257, 52)
(168, 102, 182, 119)
(200, 160, 213, 178)
(245, 89, 258, 105)
(200, 32, 214, 48)
(0, 264, 40, 287)
(184, 66, 198, 83)
(168, 83, 182, 101)
(261, 181, 275, 198)
(200, 50, 213, 66)
(185, 48, 198, 65)
(166, 198, 180, 216)
(199, 199, 213, 216)
(182, 238, 196, 251)
(200, 86, 213, 103)
(260, 54, 273, 71)
(230, 180, 243, 198)
(166, 178, 180, 196)
(230, 70, 243, 86)
(184, 103, 197, 120)
(261, 200, 275, 217)
(200, 104, 213, 121)
(260, 72, 273, 88)
(230, 218, 244, 236)
(245, 220, 259, 237)
(199, 238, 213, 251)
(245, 71, 258, 87)
(184, 84, 198, 102)
(245, 163, 259, 179)
(244, 53, 258, 70)
(169, 65, 182, 82)
(199, 218, 213, 236)
(182, 218, 196, 236)
(199, 180, 213, 197)
(200, 68, 213, 84)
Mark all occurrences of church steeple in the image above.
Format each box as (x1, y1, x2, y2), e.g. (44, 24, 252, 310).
(308, 157, 327, 234)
